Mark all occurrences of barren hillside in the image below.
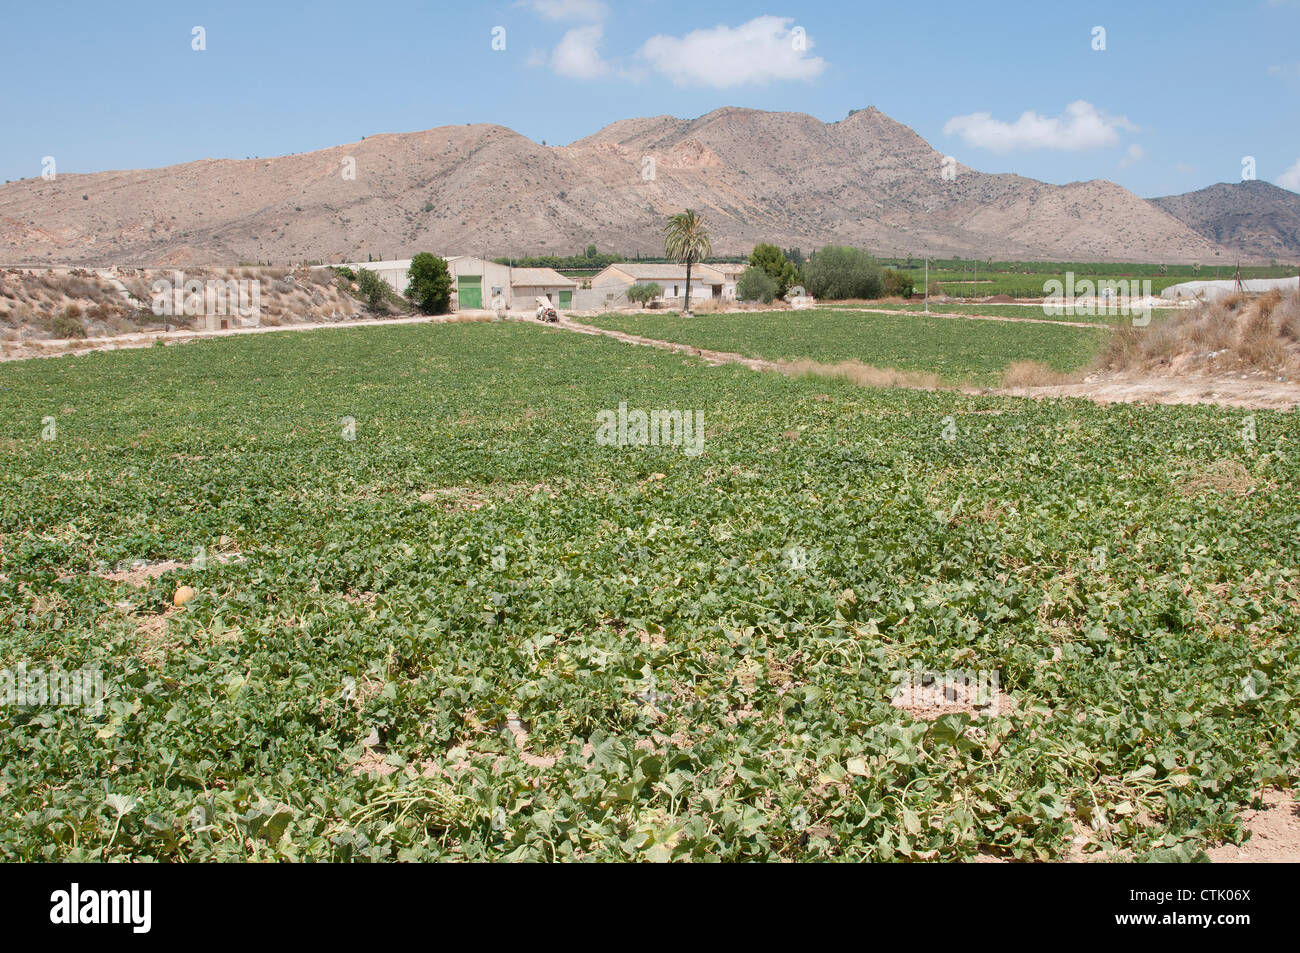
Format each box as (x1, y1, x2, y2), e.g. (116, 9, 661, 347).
(1150, 180, 1300, 261)
(0, 107, 1228, 266)
(0, 265, 372, 351)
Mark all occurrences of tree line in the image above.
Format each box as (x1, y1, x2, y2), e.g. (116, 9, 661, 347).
(737, 243, 914, 303)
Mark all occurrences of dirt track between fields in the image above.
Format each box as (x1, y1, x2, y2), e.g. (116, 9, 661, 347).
(553, 316, 781, 371)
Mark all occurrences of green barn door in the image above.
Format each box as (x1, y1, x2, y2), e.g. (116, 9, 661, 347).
(458, 275, 482, 309)
(558, 290, 572, 308)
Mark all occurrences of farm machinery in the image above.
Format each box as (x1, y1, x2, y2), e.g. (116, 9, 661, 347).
(535, 296, 559, 323)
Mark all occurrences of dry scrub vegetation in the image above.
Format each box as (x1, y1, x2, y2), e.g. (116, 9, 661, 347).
(1100, 290, 1300, 377)
(998, 291, 1300, 395)
(0, 266, 375, 349)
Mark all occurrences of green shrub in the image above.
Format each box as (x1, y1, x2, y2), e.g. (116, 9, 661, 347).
(405, 253, 453, 314)
(883, 268, 915, 298)
(802, 246, 884, 300)
(354, 269, 389, 312)
(736, 266, 778, 304)
(748, 243, 799, 297)
(51, 307, 86, 339)
(626, 283, 662, 308)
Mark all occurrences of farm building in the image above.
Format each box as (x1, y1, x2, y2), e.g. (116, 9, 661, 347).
(509, 268, 578, 309)
(575, 263, 737, 309)
(707, 262, 745, 300)
(325, 256, 513, 310)
(320, 257, 747, 311)
(443, 256, 513, 310)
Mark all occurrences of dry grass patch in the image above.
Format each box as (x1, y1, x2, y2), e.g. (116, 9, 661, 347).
(777, 358, 944, 390)
(133, 608, 178, 665)
(1179, 459, 1257, 498)
(438, 313, 495, 324)
(1000, 361, 1074, 387)
(417, 482, 550, 512)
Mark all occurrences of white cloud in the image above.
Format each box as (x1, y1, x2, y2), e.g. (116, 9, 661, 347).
(519, 0, 606, 20)
(1118, 143, 1145, 168)
(552, 25, 611, 79)
(1268, 62, 1299, 77)
(943, 100, 1138, 153)
(639, 16, 826, 88)
(1277, 158, 1300, 192)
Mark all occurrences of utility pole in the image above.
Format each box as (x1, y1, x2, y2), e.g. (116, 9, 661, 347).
(925, 256, 929, 313)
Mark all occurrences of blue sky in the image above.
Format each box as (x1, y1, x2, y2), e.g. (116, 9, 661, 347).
(3, 0, 1298, 197)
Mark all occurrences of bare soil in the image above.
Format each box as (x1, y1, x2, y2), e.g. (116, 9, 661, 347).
(1207, 790, 1300, 862)
(994, 373, 1300, 410)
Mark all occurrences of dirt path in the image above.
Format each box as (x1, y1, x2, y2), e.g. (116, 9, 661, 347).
(553, 317, 780, 371)
(995, 374, 1300, 410)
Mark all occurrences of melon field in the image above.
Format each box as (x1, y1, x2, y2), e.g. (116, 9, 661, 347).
(586, 308, 1106, 383)
(0, 320, 1297, 861)
(821, 302, 1180, 327)
(876, 261, 1300, 299)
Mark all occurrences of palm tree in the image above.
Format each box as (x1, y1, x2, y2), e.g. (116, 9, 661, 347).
(663, 209, 712, 314)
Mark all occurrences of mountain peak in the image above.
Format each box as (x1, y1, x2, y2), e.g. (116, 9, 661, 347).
(1151, 179, 1300, 260)
(0, 107, 1252, 266)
